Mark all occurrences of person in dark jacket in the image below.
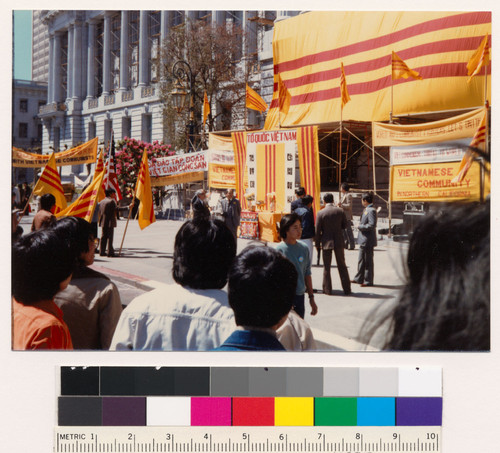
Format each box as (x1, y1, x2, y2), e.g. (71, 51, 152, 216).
(315, 193, 351, 295)
(352, 192, 377, 287)
(290, 186, 306, 211)
(191, 189, 210, 221)
(295, 194, 315, 260)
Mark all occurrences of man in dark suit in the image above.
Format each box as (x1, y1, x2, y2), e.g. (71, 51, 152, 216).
(218, 189, 241, 238)
(290, 186, 305, 211)
(315, 193, 351, 296)
(352, 192, 377, 287)
(191, 189, 210, 221)
(99, 188, 117, 257)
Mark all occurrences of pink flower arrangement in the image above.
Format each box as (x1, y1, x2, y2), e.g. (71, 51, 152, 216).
(114, 137, 175, 196)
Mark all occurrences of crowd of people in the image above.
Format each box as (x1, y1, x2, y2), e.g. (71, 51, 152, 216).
(12, 183, 490, 352)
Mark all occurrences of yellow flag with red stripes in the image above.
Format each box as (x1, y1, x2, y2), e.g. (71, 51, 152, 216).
(135, 150, 156, 230)
(467, 35, 490, 82)
(246, 84, 268, 112)
(451, 111, 487, 183)
(94, 149, 106, 201)
(203, 91, 211, 125)
(32, 152, 67, 213)
(392, 51, 423, 80)
(56, 170, 105, 222)
(340, 62, 351, 109)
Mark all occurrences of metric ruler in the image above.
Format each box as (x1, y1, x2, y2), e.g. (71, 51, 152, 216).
(55, 426, 441, 452)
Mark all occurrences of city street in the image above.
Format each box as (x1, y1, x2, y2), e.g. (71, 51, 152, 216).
(18, 214, 408, 351)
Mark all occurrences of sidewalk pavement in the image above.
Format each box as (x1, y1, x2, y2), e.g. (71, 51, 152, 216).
(19, 215, 408, 351)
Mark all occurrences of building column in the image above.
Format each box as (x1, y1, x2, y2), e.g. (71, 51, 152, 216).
(86, 20, 96, 99)
(72, 20, 83, 99)
(244, 11, 257, 56)
(67, 24, 74, 99)
(103, 13, 112, 95)
(160, 11, 170, 43)
(138, 11, 149, 87)
(48, 34, 54, 103)
(53, 32, 62, 103)
(119, 11, 129, 91)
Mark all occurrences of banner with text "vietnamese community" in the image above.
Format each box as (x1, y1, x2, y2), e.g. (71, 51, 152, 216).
(373, 108, 486, 147)
(390, 161, 481, 202)
(12, 137, 98, 168)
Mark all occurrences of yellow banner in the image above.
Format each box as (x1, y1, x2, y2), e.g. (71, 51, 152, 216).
(391, 161, 481, 201)
(373, 108, 486, 147)
(208, 163, 236, 189)
(12, 137, 98, 168)
(151, 171, 204, 187)
(256, 143, 286, 212)
(208, 133, 234, 151)
(265, 11, 491, 128)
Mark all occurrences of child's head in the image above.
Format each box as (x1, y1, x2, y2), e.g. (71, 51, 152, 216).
(228, 246, 297, 329)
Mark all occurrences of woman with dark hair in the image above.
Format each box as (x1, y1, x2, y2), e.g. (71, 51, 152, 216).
(276, 213, 318, 319)
(12, 229, 75, 349)
(363, 201, 490, 351)
(53, 217, 123, 349)
(110, 219, 237, 350)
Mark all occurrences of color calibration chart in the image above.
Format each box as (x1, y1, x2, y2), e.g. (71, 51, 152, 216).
(55, 366, 442, 453)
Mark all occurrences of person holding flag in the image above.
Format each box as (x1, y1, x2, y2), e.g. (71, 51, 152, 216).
(31, 152, 67, 214)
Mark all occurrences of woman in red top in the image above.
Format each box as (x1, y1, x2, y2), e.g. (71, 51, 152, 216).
(12, 229, 76, 350)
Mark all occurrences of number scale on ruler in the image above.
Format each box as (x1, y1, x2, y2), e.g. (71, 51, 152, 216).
(54, 426, 441, 453)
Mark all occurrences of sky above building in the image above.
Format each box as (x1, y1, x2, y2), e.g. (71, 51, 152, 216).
(13, 10, 32, 80)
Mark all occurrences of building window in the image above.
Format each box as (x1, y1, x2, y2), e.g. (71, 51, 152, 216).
(111, 13, 121, 92)
(122, 116, 131, 139)
(95, 20, 104, 97)
(19, 99, 28, 112)
(37, 123, 43, 141)
(38, 100, 46, 113)
(171, 11, 184, 27)
(19, 123, 28, 138)
(149, 11, 161, 83)
(88, 122, 96, 139)
(142, 114, 152, 143)
(60, 32, 68, 100)
(104, 119, 112, 147)
(128, 11, 140, 88)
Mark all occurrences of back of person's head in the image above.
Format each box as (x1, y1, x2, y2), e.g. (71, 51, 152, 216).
(40, 193, 56, 211)
(295, 187, 305, 197)
(362, 192, 374, 204)
(105, 188, 116, 197)
(173, 219, 236, 289)
(341, 182, 350, 191)
(361, 192, 373, 204)
(52, 216, 93, 262)
(386, 201, 490, 351)
(228, 246, 297, 328)
(323, 193, 334, 204)
(278, 212, 300, 240)
(302, 195, 313, 206)
(12, 229, 76, 305)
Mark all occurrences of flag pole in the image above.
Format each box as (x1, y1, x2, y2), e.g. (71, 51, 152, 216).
(119, 191, 135, 257)
(339, 106, 343, 201)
